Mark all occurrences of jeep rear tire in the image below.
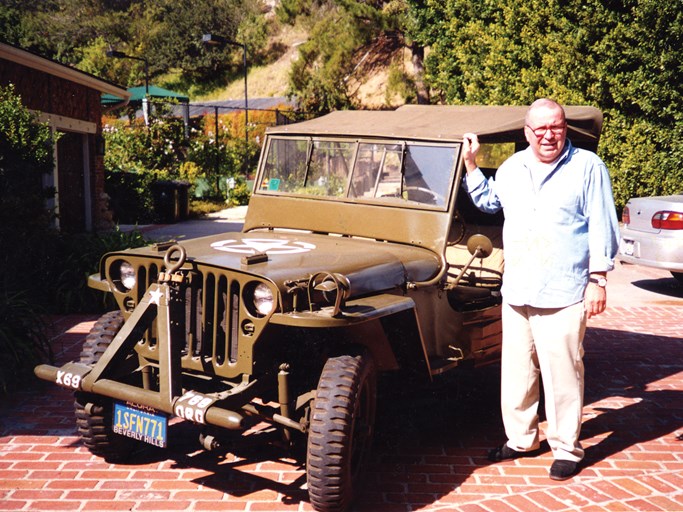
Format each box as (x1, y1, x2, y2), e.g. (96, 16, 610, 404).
(306, 353, 377, 512)
(74, 311, 135, 462)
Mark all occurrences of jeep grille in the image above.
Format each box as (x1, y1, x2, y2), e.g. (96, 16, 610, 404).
(107, 257, 271, 379)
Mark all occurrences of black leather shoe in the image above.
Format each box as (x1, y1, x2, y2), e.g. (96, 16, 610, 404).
(549, 459, 579, 481)
(488, 444, 536, 462)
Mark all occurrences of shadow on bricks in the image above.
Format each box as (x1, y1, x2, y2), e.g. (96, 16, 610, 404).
(580, 326, 683, 469)
(1, 310, 681, 512)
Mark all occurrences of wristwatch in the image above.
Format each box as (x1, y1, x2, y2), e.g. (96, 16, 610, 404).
(589, 276, 607, 287)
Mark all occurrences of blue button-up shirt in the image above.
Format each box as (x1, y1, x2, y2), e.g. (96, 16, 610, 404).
(464, 140, 620, 308)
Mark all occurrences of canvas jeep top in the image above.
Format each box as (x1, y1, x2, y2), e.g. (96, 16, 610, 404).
(35, 104, 603, 512)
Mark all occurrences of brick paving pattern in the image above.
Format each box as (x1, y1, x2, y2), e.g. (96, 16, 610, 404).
(1, 306, 681, 511)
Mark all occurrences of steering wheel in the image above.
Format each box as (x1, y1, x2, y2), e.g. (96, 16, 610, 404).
(404, 186, 445, 205)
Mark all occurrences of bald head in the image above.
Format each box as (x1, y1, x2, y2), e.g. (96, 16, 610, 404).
(525, 99, 566, 125)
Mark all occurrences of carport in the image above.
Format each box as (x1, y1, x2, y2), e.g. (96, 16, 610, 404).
(102, 85, 190, 127)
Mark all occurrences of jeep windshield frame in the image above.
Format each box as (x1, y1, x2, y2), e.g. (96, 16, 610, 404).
(244, 105, 603, 259)
(257, 136, 458, 211)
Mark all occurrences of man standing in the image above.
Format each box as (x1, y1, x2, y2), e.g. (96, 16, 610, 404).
(461, 99, 619, 480)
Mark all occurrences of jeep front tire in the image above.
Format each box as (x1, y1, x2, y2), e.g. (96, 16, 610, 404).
(74, 311, 135, 462)
(306, 353, 377, 512)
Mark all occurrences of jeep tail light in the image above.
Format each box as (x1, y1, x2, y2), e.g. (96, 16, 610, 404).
(651, 211, 683, 230)
(621, 206, 630, 225)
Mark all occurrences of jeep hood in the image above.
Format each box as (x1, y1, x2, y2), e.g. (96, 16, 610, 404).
(126, 231, 440, 295)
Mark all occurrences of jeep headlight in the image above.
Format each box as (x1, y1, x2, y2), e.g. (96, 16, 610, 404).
(112, 260, 136, 291)
(120, 261, 136, 290)
(252, 283, 275, 316)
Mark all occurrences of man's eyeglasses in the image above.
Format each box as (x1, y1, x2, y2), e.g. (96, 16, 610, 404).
(526, 124, 566, 138)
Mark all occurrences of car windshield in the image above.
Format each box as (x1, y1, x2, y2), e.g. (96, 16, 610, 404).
(258, 137, 458, 209)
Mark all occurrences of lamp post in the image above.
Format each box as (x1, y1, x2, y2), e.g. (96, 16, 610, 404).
(202, 34, 249, 175)
(106, 49, 150, 123)
(106, 49, 149, 94)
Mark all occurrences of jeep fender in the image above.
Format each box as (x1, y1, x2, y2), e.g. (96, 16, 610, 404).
(88, 272, 111, 293)
(269, 293, 428, 373)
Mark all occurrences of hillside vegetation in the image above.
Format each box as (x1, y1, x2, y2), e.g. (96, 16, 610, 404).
(201, 24, 305, 101)
(1, 0, 681, 209)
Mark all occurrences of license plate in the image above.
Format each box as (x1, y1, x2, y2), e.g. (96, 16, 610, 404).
(113, 402, 167, 448)
(623, 239, 635, 256)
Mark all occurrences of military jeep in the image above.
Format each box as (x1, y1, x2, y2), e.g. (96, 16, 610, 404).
(36, 105, 603, 512)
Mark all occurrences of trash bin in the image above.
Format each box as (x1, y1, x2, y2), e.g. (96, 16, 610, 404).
(151, 180, 180, 223)
(175, 180, 191, 220)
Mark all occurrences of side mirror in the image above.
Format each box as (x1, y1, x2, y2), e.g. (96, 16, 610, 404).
(450, 234, 494, 288)
(467, 234, 493, 259)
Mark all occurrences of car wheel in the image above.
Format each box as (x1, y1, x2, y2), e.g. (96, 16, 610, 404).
(671, 272, 683, 284)
(306, 353, 377, 512)
(74, 311, 135, 462)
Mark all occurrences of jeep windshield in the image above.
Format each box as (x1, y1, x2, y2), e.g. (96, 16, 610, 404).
(257, 137, 458, 210)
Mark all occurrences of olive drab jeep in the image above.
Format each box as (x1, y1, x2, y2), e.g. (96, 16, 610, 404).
(36, 105, 604, 512)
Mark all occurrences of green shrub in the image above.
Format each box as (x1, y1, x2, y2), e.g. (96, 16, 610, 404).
(385, 61, 417, 106)
(189, 198, 229, 217)
(0, 290, 51, 394)
(2, 226, 148, 316)
(49, 228, 149, 314)
(103, 119, 178, 224)
(106, 169, 158, 224)
(0, 84, 56, 393)
(0, 84, 56, 235)
(227, 179, 252, 207)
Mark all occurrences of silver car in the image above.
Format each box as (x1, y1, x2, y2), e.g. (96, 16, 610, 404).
(618, 194, 683, 283)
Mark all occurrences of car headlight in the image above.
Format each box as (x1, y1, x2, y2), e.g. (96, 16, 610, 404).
(120, 261, 137, 290)
(112, 260, 137, 291)
(252, 283, 275, 316)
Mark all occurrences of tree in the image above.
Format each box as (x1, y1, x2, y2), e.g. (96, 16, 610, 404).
(284, 0, 390, 112)
(405, 0, 683, 208)
(1, 0, 268, 92)
(592, 0, 683, 206)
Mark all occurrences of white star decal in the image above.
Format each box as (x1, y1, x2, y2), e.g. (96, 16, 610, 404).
(211, 238, 316, 255)
(149, 288, 164, 305)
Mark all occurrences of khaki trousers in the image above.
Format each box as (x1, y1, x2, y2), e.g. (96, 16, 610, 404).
(501, 301, 587, 462)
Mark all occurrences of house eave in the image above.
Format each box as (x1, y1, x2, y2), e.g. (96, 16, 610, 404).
(0, 43, 131, 100)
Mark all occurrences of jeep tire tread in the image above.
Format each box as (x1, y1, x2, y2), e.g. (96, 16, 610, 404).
(306, 353, 377, 512)
(74, 310, 134, 462)
(78, 310, 124, 365)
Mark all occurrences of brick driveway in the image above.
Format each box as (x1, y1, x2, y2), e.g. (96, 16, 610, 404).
(1, 304, 681, 512)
